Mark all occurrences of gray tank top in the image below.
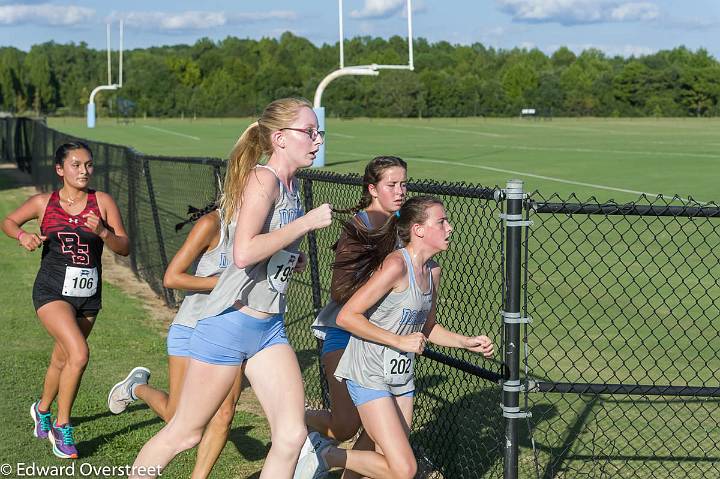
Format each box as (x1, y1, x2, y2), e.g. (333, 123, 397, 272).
(202, 164, 304, 316)
(334, 248, 433, 394)
(171, 211, 235, 328)
(311, 210, 372, 339)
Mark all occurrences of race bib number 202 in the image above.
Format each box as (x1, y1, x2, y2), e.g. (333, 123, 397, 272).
(383, 348, 415, 386)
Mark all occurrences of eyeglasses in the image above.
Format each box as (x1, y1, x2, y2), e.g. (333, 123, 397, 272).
(280, 127, 325, 141)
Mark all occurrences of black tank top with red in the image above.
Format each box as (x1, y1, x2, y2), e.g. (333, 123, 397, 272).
(32, 190, 104, 311)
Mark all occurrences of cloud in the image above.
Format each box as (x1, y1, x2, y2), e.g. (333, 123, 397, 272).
(497, 0, 660, 26)
(350, 0, 407, 20)
(0, 3, 94, 26)
(112, 10, 297, 32)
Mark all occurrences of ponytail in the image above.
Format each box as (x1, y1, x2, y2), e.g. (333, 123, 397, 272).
(332, 195, 443, 304)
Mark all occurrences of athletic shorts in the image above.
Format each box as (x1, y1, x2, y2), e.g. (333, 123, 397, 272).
(189, 307, 289, 366)
(166, 324, 194, 357)
(321, 327, 351, 356)
(32, 274, 101, 315)
(345, 379, 414, 407)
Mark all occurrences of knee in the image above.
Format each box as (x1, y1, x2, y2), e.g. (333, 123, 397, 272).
(209, 404, 235, 433)
(390, 456, 417, 479)
(271, 424, 307, 454)
(66, 348, 89, 370)
(49, 354, 66, 371)
(165, 424, 203, 453)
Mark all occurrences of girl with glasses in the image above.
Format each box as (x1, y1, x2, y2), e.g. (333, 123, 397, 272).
(130, 97, 332, 478)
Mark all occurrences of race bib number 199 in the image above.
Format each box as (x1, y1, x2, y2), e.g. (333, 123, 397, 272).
(383, 349, 415, 385)
(62, 266, 98, 297)
(267, 250, 299, 294)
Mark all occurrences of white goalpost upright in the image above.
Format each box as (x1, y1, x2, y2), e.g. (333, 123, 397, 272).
(312, 0, 414, 167)
(87, 21, 124, 128)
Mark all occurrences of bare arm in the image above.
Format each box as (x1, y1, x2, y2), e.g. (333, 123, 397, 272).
(423, 266, 494, 358)
(232, 168, 331, 268)
(337, 252, 426, 354)
(163, 212, 221, 292)
(90, 192, 130, 256)
(1, 193, 48, 251)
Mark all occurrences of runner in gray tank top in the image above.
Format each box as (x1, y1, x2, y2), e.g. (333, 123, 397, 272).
(131, 98, 333, 479)
(304, 156, 407, 478)
(295, 195, 495, 479)
(108, 205, 242, 479)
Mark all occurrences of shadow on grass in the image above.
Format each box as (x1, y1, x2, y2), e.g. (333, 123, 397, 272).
(73, 403, 149, 426)
(412, 381, 558, 478)
(77, 416, 164, 456)
(227, 426, 269, 462)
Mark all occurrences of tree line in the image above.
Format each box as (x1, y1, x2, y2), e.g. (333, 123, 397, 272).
(1, 32, 719, 118)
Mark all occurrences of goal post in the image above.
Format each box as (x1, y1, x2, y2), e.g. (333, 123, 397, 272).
(87, 21, 123, 128)
(312, 0, 414, 167)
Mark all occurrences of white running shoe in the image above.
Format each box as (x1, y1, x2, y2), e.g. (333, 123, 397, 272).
(293, 431, 332, 479)
(107, 367, 150, 414)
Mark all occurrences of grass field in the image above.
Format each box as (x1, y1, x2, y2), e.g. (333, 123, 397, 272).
(16, 116, 720, 478)
(48, 116, 720, 204)
(0, 169, 270, 478)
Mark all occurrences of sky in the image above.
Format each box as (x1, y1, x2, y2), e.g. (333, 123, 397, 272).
(0, 0, 718, 59)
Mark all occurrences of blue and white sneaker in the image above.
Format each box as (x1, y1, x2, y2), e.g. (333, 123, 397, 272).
(107, 367, 150, 414)
(293, 431, 333, 479)
(49, 422, 78, 459)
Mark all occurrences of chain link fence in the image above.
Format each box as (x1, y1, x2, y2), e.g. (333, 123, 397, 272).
(2, 117, 719, 478)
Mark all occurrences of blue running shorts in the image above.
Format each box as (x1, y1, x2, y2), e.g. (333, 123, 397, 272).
(166, 324, 194, 357)
(189, 307, 289, 366)
(345, 379, 414, 407)
(321, 327, 351, 356)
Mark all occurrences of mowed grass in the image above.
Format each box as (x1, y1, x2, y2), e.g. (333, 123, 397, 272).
(42, 116, 720, 477)
(49, 116, 720, 203)
(0, 169, 270, 478)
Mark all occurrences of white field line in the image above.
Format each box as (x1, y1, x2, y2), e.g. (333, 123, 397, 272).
(334, 150, 709, 204)
(375, 122, 505, 138)
(142, 125, 200, 141)
(330, 132, 356, 138)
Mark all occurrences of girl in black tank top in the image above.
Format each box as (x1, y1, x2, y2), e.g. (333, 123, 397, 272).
(1, 142, 129, 460)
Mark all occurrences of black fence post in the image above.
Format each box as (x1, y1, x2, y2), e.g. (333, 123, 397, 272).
(143, 156, 174, 306)
(503, 179, 526, 479)
(127, 149, 139, 274)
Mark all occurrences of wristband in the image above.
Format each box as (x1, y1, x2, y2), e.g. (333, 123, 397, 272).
(16, 230, 26, 241)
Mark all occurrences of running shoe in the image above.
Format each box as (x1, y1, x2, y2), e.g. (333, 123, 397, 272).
(48, 422, 78, 459)
(107, 366, 151, 414)
(293, 431, 332, 479)
(30, 401, 52, 439)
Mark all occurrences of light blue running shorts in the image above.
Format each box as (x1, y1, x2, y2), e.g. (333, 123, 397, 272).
(189, 307, 289, 366)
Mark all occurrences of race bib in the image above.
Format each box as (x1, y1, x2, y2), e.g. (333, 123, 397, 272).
(267, 250, 299, 294)
(383, 348, 415, 385)
(62, 266, 98, 297)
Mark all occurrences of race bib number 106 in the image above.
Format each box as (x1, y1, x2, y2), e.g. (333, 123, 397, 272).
(62, 266, 98, 297)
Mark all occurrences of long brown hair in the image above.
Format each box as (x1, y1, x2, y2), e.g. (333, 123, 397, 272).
(334, 156, 408, 214)
(219, 97, 313, 221)
(333, 195, 444, 304)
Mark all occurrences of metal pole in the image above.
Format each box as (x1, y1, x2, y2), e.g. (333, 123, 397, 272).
(503, 179, 524, 479)
(338, 0, 344, 69)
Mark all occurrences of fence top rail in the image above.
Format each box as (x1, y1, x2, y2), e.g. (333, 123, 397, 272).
(298, 169, 500, 200)
(532, 201, 720, 218)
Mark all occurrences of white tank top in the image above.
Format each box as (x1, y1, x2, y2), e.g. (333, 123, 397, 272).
(171, 211, 235, 328)
(335, 248, 434, 394)
(202, 164, 304, 316)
